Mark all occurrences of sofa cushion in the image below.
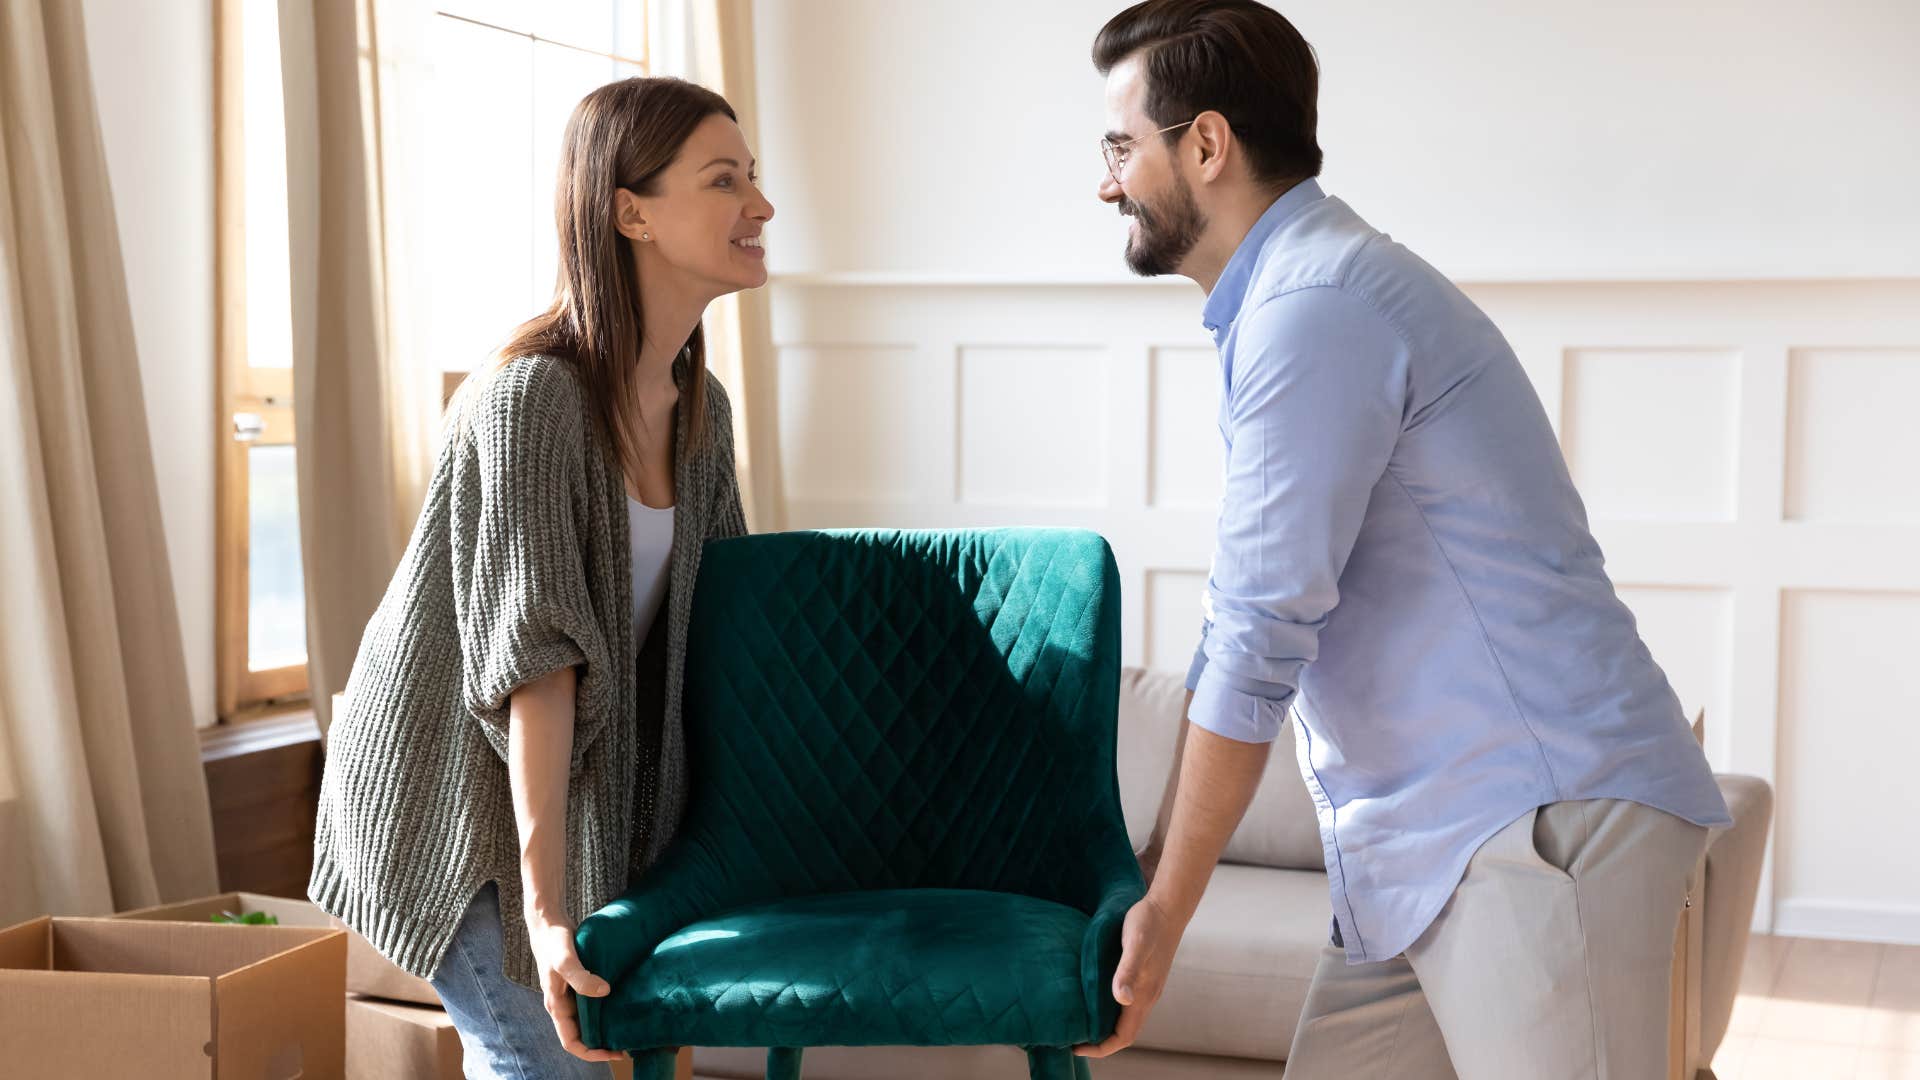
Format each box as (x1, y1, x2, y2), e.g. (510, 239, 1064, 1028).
(1134, 864, 1330, 1060)
(1117, 666, 1325, 871)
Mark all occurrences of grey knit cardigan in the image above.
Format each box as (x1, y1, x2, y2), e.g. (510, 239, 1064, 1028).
(309, 352, 746, 989)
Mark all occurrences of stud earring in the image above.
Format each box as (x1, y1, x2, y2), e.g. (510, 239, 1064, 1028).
(641, 232, 650, 241)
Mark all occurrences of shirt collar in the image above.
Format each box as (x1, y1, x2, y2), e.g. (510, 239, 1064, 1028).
(1201, 178, 1325, 339)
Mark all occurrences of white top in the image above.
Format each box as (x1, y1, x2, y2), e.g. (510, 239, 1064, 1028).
(627, 496, 675, 643)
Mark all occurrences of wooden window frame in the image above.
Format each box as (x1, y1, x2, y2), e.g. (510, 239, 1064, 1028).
(214, 0, 306, 721)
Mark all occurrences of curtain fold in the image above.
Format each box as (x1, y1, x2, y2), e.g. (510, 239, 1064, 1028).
(673, 0, 786, 532)
(0, 0, 219, 923)
(278, 0, 438, 735)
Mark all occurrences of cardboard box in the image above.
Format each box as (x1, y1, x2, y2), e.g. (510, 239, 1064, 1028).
(345, 996, 644, 1080)
(346, 995, 462, 1080)
(330, 914, 442, 1006)
(119, 890, 441, 1007)
(0, 915, 346, 1079)
(116, 891, 326, 931)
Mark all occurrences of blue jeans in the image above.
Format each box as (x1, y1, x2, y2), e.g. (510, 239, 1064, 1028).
(430, 882, 618, 1080)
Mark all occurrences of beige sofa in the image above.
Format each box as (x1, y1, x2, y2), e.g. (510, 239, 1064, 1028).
(697, 666, 1773, 1079)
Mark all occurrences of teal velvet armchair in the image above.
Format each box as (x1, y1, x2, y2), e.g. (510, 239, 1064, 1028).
(576, 529, 1142, 1080)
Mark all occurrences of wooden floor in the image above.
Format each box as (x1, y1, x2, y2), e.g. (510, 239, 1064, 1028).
(1715, 933, 1920, 1079)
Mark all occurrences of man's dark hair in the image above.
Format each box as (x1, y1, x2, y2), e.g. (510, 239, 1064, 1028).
(1092, 0, 1322, 185)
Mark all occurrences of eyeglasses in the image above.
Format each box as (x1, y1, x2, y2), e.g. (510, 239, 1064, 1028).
(1100, 119, 1197, 183)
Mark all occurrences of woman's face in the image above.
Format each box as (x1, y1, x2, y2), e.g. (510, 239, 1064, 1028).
(616, 114, 774, 297)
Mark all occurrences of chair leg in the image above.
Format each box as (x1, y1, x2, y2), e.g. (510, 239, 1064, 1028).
(766, 1046, 803, 1080)
(1026, 1047, 1076, 1080)
(632, 1048, 678, 1080)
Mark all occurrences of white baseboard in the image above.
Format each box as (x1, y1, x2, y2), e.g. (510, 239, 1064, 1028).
(1773, 899, 1920, 945)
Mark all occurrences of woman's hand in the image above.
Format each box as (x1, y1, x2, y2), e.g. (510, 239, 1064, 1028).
(527, 914, 624, 1063)
(507, 667, 618, 1062)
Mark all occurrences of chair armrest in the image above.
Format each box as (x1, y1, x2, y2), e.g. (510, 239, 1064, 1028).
(1076, 832, 1146, 1041)
(574, 835, 774, 1050)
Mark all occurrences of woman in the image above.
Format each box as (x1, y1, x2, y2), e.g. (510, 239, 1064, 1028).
(310, 77, 771, 1078)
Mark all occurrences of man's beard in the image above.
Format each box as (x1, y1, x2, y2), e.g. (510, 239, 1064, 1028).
(1120, 171, 1205, 277)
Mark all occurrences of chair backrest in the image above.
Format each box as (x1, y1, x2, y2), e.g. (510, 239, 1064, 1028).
(674, 528, 1124, 911)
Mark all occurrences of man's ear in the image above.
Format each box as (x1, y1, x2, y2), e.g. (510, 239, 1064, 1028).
(1190, 110, 1234, 183)
(613, 188, 650, 241)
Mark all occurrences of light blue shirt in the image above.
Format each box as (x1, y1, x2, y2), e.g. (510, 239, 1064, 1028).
(1186, 179, 1732, 965)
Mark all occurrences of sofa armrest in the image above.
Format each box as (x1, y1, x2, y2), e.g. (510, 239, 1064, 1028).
(1697, 774, 1774, 1067)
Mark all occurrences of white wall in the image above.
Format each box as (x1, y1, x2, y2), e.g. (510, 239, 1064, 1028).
(80, 0, 218, 728)
(752, 0, 1920, 943)
(752, 0, 1920, 282)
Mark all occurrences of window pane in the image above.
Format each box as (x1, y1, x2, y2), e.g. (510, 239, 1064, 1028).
(243, 0, 294, 369)
(422, 10, 647, 375)
(437, 1, 636, 57)
(531, 41, 646, 313)
(434, 1, 538, 34)
(427, 16, 536, 374)
(247, 444, 307, 671)
(529, 2, 617, 57)
(611, 0, 646, 66)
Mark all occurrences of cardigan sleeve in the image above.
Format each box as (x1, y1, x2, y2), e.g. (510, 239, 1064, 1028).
(705, 373, 749, 540)
(454, 357, 611, 770)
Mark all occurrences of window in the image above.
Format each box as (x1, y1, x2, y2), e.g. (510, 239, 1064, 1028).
(427, 5, 651, 400)
(215, 0, 304, 718)
(215, 1, 650, 720)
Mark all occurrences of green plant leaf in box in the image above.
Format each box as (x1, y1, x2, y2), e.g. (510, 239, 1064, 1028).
(211, 910, 280, 925)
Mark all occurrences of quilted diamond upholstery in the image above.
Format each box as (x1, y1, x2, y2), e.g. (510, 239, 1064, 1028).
(576, 529, 1140, 1069)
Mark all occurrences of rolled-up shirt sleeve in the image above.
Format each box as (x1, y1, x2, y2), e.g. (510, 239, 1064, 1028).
(1188, 285, 1408, 744)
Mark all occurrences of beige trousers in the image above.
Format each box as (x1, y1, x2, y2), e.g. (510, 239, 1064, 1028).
(1284, 799, 1709, 1080)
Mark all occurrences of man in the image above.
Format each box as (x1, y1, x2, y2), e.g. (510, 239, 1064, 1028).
(1072, 3, 1731, 1077)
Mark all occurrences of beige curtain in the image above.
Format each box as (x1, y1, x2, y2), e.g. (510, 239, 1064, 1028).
(682, 0, 785, 532)
(278, 0, 438, 735)
(0, 0, 220, 923)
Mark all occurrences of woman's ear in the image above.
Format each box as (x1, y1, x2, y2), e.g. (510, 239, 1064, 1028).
(614, 188, 651, 242)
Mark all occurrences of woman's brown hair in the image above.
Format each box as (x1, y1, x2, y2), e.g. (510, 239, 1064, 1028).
(481, 76, 737, 469)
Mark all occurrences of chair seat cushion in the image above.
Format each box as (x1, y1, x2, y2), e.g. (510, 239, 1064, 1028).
(600, 889, 1097, 1051)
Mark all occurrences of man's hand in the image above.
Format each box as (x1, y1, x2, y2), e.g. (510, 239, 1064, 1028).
(1074, 894, 1181, 1058)
(1079, 721, 1269, 1060)
(527, 916, 625, 1063)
